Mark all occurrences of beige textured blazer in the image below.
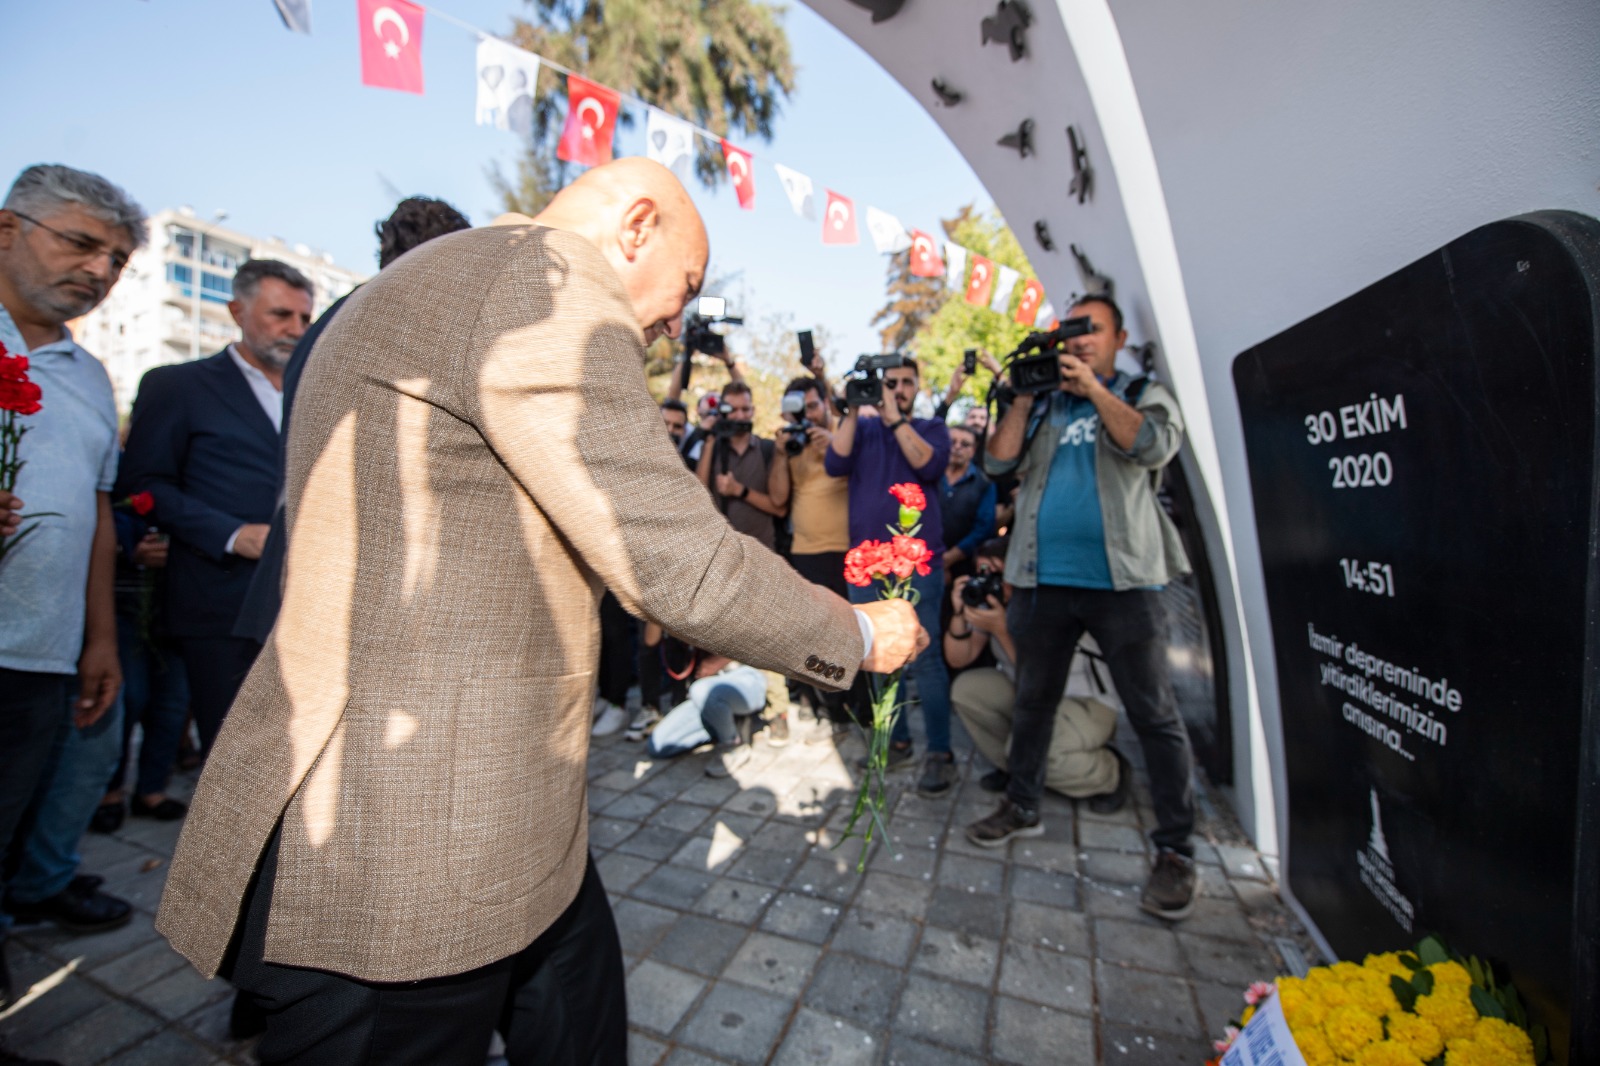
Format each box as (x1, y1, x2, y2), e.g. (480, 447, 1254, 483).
(155, 219, 864, 982)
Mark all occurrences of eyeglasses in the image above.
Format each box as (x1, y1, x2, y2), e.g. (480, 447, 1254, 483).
(11, 211, 131, 274)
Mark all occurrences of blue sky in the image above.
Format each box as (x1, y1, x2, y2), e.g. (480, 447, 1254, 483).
(3, 0, 990, 370)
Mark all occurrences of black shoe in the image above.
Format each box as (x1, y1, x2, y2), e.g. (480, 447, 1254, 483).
(229, 990, 268, 1040)
(964, 799, 1044, 848)
(67, 874, 104, 895)
(978, 768, 1010, 793)
(88, 801, 125, 835)
(1140, 848, 1198, 921)
(915, 753, 956, 797)
(1088, 747, 1132, 815)
(6, 884, 132, 934)
(130, 796, 188, 821)
(856, 741, 915, 772)
(0, 1038, 65, 1066)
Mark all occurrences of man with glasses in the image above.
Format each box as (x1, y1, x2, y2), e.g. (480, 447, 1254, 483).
(0, 165, 144, 1028)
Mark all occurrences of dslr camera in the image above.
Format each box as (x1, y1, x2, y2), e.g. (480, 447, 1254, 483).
(960, 571, 1006, 609)
(682, 296, 744, 358)
(779, 390, 813, 456)
(843, 353, 908, 410)
(1007, 316, 1094, 394)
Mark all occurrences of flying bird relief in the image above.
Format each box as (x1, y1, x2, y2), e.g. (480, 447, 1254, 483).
(998, 119, 1034, 158)
(980, 0, 1031, 62)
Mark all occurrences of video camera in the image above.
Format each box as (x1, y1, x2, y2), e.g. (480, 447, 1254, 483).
(682, 296, 744, 359)
(710, 395, 753, 438)
(1006, 316, 1094, 394)
(779, 391, 814, 455)
(842, 353, 909, 410)
(960, 571, 1006, 609)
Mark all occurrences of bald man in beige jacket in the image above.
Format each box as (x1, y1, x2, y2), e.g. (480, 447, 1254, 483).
(154, 159, 925, 1065)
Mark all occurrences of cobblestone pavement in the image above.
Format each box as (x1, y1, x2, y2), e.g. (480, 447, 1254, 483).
(1, 711, 1313, 1065)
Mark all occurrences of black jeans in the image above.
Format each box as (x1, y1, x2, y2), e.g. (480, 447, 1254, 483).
(0, 669, 70, 904)
(1005, 586, 1195, 854)
(596, 593, 635, 707)
(230, 828, 627, 1066)
(178, 635, 261, 756)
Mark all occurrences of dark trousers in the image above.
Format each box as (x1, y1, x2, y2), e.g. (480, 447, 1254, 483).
(788, 552, 870, 726)
(0, 670, 69, 897)
(108, 614, 189, 798)
(177, 635, 260, 756)
(230, 829, 627, 1066)
(596, 593, 634, 707)
(1005, 586, 1195, 854)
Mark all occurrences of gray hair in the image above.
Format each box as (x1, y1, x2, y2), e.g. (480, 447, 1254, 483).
(233, 258, 313, 302)
(4, 164, 148, 249)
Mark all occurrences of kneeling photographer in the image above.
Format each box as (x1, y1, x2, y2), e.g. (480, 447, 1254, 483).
(695, 381, 788, 550)
(965, 294, 1198, 923)
(946, 540, 1124, 809)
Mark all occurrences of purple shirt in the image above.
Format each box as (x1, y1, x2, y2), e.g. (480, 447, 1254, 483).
(825, 415, 951, 557)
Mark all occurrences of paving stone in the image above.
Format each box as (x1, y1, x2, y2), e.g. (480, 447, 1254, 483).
(723, 788, 779, 818)
(596, 852, 659, 894)
(626, 959, 707, 1035)
(669, 826, 748, 874)
(884, 1035, 985, 1066)
(1007, 900, 1091, 956)
(16, 999, 160, 1065)
(1010, 837, 1079, 874)
(98, 853, 171, 915)
(130, 963, 232, 1020)
(178, 993, 258, 1055)
(854, 873, 931, 921)
(75, 832, 149, 871)
(1094, 917, 1184, 974)
(1101, 1022, 1218, 1065)
(678, 777, 743, 806)
(934, 854, 1004, 894)
(992, 995, 1096, 1065)
(913, 927, 999, 987)
(618, 824, 694, 862)
(0, 974, 113, 1047)
(743, 820, 816, 853)
(898, 974, 991, 1056)
(997, 941, 1094, 1013)
(1007, 864, 1082, 910)
(650, 915, 750, 977)
(1184, 897, 1260, 942)
(114, 816, 184, 854)
(727, 846, 804, 887)
(639, 769, 700, 800)
(611, 899, 680, 957)
(833, 907, 917, 967)
(631, 864, 717, 909)
(1082, 881, 1162, 923)
(590, 816, 642, 849)
(867, 837, 938, 879)
(1083, 848, 1152, 886)
(760, 892, 842, 945)
(648, 803, 716, 833)
(19, 907, 164, 968)
(1216, 844, 1270, 882)
(724, 932, 821, 996)
(679, 980, 791, 1065)
(771, 1006, 880, 1066)
(587, 787, 624, 813)
(104, 1028, 217, 1066)
(925, 886, 1005, 940)
(940, 822, 1004, 859)
(1178, 931, 1278, 987)
(1096, 963, 1202, 1037)
(629, 1029, 671, 1066)
(594, 768, 652, 792)
(661, 1050, 730, 1066)
(703, 812, 770, 843)
(1196, 861, 1235, 899)
(694, 877, 775, 924)
(86, 937, 190, 993)
(1079, 821, 1149, 853)
(789, 855, 859, 902)
(1190, 839, 1222, 866)
(606, 792, 667, 821)
(1194, 980, 1251, 1041)
(803, 952, 902, 1031)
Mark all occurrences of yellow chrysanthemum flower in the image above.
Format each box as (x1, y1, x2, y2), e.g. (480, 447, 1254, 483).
(1330, 961, 1368, 983)
(1385, 1010, 1445, 1061)
(1362, 953, 1412, 980)
(1469, 1017, 1535, 1063)
(1353, 1039, 1426, 1066)
(1314, 981, 1354, 1010)
(1429, 960, 1473, 990)
(1442, 1038, 1503, 1066)
(1346, 979, 1401, 1017)
(1240, 1005, 1256, 1025)
(1324, 1004, 1384, 1059)
(1293, 1025, 1338, 1066)
(1415, 989, 1479, 1042)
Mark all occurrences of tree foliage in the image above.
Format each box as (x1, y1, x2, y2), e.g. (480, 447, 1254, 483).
(490, 0, 797, 215)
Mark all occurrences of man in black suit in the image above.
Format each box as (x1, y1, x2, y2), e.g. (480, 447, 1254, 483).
(119, 258, 313, 755)
(234, 197, 470, 645)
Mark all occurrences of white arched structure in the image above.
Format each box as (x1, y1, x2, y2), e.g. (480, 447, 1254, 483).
(803, 0, 1600, 885)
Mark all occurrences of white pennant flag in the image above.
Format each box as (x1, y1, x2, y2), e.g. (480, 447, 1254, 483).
(272, 0, 311, 33)
(646, 109, 696, 184)
(989, 266, 1021, 313)
(944, 243, 968, 288)
(475, 37, 540, 138)
(773, 163, 816, 220)
(864, 207, 911, 254)
(1034, 300, 1057, 328)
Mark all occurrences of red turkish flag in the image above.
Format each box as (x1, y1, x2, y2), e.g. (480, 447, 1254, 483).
(964, 255, 996, 306)
(908, 230, 944, 278)
(359, 0, 425, 94)
(1014, 279, 1045, 325)
(558, 75, 620, 166)
(720, 141, 755, 210)
(821, 190, 859, 245)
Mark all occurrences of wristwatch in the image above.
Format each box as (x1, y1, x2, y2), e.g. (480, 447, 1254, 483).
(739, 485, 750, 500)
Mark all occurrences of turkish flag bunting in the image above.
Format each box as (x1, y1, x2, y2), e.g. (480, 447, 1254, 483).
(721, 141, 755, 210)
(908, 230, 944, 278)
(821, 190, 859, 246)
(964, 255, 996, 307)
(359, 0, 425, 94)
(1015, 279, 1045, 325)
(558, 74, 620, 167)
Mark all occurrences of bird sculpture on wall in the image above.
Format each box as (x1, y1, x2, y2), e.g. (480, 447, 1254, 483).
(981, 0, 1031, 61)
(844, 0, 907, 23)
(998, 119, 1034, 158)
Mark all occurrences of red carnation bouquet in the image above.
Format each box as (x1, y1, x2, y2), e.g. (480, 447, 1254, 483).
(836, 482, 933, 871)
(0, 341, 58, 568)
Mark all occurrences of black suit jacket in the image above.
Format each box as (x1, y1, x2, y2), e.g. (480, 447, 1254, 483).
(232, 294, 350, 642)
(118, 350, 281, 639)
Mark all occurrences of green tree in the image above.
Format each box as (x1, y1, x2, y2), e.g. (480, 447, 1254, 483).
(490, 0, 797, 215)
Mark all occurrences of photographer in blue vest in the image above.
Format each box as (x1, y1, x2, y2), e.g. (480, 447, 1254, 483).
(964, 294, 1197, 922)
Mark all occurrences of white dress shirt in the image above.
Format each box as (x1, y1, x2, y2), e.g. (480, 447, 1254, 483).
(223, 345, 284, 555)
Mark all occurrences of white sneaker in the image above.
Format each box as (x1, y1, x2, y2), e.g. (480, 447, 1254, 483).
(624, 707, 661, 742)
(591, 700, 627, 737)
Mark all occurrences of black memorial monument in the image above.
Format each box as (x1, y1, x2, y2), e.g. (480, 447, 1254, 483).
(1233, 211, 1600, 1063)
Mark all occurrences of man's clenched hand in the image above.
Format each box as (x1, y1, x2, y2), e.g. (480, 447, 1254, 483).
(857, 599, 928, 674)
